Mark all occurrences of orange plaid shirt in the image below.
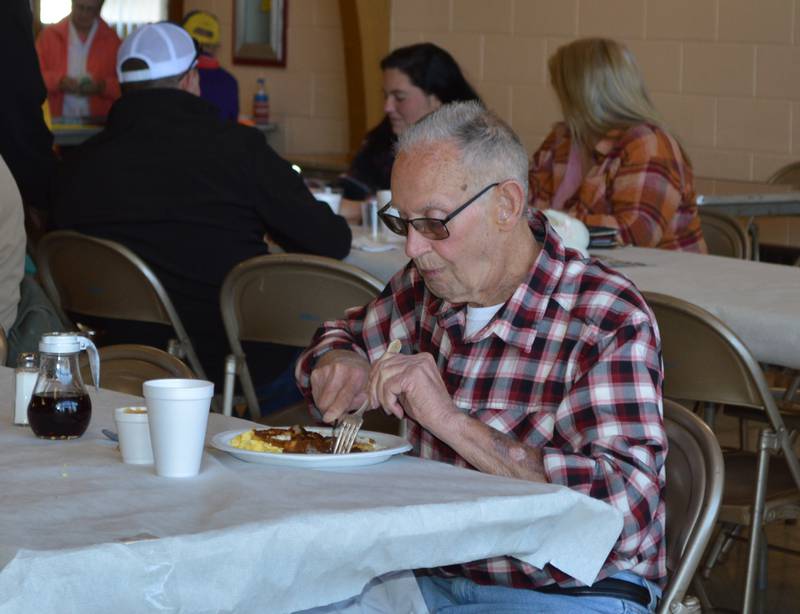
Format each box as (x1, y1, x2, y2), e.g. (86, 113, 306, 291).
(529, 122, 707, 252)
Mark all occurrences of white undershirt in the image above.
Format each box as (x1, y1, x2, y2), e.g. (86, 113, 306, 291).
(62, 19, 98, 119)
(464, 303, 504, 338)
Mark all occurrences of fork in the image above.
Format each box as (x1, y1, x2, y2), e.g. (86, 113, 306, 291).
(332, 339, 402, 454)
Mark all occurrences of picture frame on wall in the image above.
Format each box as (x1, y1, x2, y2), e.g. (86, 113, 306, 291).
(233, 0, 287, 67)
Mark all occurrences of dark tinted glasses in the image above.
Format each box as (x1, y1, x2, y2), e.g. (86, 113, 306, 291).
(378, 182, 500, 240)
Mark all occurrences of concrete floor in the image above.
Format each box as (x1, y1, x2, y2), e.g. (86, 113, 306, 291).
(700, 521, 800, 613)
(693, 410, 800, 613)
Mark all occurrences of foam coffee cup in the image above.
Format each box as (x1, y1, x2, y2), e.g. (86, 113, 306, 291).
(143, 379, 214, 478)
(114, 406, 153, 465)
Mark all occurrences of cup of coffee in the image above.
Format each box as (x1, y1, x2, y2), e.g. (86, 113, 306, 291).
(143, 379, 214, 478)
(114, 406, 153, 465)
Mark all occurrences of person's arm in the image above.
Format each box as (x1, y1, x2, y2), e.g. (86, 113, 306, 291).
(34, 27, 65, 95)
(252, 133, 351, 259)
(568, 127, 688, 247)
(95, 34, 121, 102)
(296, 263, 420, 419)
(368, 349, 549, 481)
(370, 310, 666, 525)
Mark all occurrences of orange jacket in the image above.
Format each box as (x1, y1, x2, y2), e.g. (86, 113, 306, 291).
(35, 17, 121, 119)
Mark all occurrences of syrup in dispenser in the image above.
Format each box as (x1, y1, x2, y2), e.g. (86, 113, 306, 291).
(28, 333, 100, 439)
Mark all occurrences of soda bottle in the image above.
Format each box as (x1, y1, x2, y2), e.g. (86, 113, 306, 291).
(253, 78, 270, 125)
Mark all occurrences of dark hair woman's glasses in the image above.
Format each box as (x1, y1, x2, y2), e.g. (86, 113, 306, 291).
(378, 182, 499, 240)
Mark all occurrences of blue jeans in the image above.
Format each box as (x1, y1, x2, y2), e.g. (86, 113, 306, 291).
(417, 571, 661, 614)
(253, 350, 304, 416)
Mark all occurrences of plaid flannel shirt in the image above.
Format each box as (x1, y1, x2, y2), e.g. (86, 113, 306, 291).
(529, 122, 707, 253)
(296, 212, 667, 589)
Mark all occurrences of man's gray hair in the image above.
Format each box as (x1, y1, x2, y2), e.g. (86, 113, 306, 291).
(396, 101, 529, 200)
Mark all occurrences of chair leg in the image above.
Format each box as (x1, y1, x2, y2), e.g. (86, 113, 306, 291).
(739, 417, 749, 450)
(702, 523, 737, 578)
(757, 528, 769, 592)
(690, 576, 714, 613)
(702, 402, 717, 429)
(222, 354, 236, 417)
(742, 430, 775, 614)
(239, 360, 261, 419)
(718, 524, 742, 564)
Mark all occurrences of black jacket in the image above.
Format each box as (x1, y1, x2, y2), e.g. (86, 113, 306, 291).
(53, 88, 351, 383)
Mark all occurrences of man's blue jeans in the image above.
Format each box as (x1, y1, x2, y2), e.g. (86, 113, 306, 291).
(417, 570, 661, 614)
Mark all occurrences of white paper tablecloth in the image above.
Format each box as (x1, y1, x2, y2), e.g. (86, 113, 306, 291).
(0, 369, 622, 613)
(591, 247, 800, 370)
(347, 237, 800, 370)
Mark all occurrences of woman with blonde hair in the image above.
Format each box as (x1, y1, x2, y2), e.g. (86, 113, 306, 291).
(529, 38, 706, 252)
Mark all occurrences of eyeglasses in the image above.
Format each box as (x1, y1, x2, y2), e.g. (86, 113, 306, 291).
(378, 182, 499, 240)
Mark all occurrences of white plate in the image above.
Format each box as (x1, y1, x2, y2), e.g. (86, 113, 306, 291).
(210, 427, 413, 469)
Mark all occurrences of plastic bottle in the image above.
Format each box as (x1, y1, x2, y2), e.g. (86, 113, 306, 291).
(253, 78, 270, 125)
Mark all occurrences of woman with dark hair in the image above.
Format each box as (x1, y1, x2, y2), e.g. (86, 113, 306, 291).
(341, 43, 481, 203)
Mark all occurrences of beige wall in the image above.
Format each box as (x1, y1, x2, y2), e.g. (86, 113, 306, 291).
(390, 0, 800, 182)
(183, 0, 800, 181)
(183, 0, 349, 156)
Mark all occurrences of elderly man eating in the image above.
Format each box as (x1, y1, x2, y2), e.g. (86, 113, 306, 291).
(296, 102, 666, 613)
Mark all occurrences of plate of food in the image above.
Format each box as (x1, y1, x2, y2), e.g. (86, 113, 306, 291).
(210, 425, 413, 469)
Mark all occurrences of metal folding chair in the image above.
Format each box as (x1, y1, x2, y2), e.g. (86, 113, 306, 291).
(658, 399, 724, 614)
(698, 209, 751, 260)
(220, 253, 389, 427)
(644, 291, 800, 614)
(35, 230, 206, 379)
(79, 343, 195, 397)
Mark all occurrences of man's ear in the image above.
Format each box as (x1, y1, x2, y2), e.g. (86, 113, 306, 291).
(495, 180, 526, 230)
(180, 68, 201, 96)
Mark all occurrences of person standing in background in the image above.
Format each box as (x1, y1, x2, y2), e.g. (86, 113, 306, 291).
(182, 10, 240, 122)
(36, 0, 121, 120)
(529, 38, 706, 252)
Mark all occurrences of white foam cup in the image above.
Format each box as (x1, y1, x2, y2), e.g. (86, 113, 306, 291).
(143, 379, 214, 478)
(313, 188, 342, 214)
(114, 406, 153, 465)
(376, 189, 392, 209)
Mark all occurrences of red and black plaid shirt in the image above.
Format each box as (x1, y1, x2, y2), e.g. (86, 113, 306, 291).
(296, 212, 667, 589)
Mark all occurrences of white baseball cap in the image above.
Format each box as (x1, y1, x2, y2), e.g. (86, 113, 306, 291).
(117, 22, 198, 84)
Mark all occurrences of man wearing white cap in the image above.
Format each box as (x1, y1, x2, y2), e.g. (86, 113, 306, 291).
(52, 22, 351, 397)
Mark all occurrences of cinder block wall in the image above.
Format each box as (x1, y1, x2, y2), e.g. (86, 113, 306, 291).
(183, 0, 349, 156)
(391, 0, 800, 182)
(185, 0, 800, 183)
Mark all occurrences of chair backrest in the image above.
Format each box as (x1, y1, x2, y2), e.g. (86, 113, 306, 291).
(698, 209, 750, 259)
(80, 344, 195, 397)
(658, 399, 724, 613)
(220, 253, 385, 420)
(0, 326, 7, 366)
(643, 292, 800, 485)
(35, 231, 205, 378)
(221, 253, 384, 348)
(767, 160, 800, 187)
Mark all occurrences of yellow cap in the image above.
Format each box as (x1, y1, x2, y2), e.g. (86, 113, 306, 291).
(182, 11, 220, 46)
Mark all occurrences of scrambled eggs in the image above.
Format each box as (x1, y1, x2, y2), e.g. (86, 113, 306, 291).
(229, 430, 283, 453)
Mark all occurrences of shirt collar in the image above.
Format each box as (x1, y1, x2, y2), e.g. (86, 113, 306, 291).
(429, 210, 567, 352)
(592, 127, 626, 158)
